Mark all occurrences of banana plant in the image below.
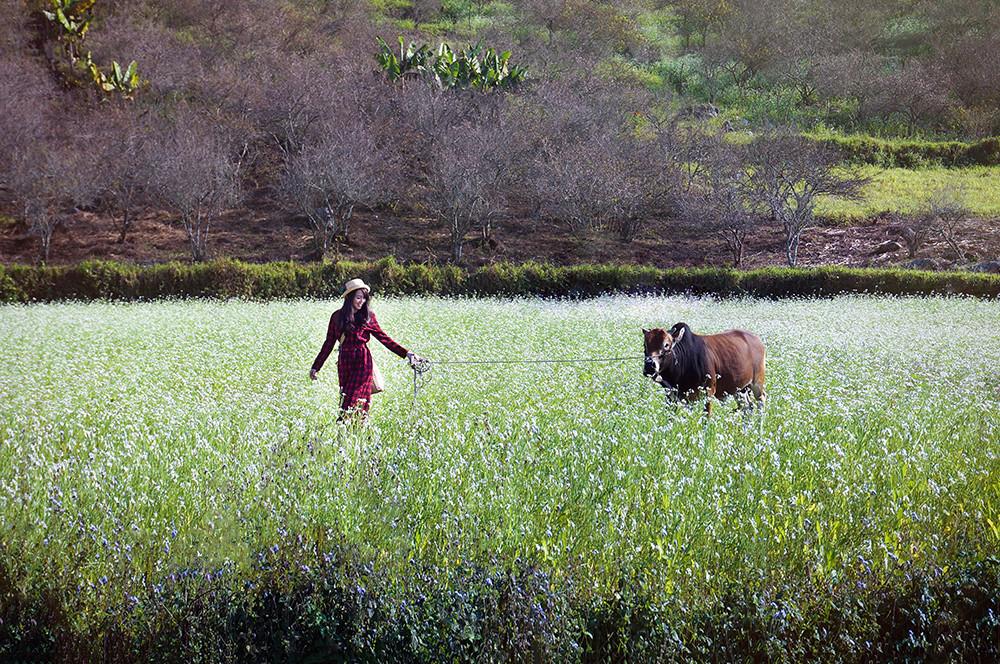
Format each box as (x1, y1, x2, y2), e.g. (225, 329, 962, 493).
(38, 0, 143, 99)
(376, 36, 527, 92)
(478, 48, 527, 90)
(376, 36, 431, 82)
(41, 0, 96, 42)
(87, 57, 141, 98)
(102, 60, 141, 96)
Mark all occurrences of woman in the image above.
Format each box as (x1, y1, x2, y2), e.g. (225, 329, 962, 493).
(310, 278, 420, 420)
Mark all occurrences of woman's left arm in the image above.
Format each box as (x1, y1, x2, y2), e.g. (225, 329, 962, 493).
(369, 313, 409, 359)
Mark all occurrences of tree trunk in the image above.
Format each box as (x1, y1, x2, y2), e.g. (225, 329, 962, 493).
(33, 211, 55, 265)
(40, 229, 52, 265)
(309, 211, 333, 259)
(339, 203, 355, 242)
(785, 231, 800, 267)
(117, 208, 130, 244)
(944, 234, 965, 261)
(618, 220, 631, 243)
(318, 229, 330, 260)
(186, 215, 208, 262)
(729, 230, 744, 268)
(451, 215, 464, 263)
(190, 236, 205, 262)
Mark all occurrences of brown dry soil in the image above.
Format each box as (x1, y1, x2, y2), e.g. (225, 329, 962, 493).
(2, 203, 999, 270)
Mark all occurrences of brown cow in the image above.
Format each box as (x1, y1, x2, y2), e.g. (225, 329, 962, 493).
(642, 322, 766, 415)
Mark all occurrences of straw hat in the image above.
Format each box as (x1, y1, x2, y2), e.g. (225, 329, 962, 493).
(342, 278, 371, 298)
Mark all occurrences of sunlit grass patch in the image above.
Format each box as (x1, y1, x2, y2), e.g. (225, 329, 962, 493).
(819, 166, 1000, 221)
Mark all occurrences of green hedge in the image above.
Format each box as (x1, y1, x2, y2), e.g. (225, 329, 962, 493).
(0, 258, 997, 302)
(810, 133, 1000, 168)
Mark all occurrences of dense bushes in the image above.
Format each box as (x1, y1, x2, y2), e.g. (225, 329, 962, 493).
(1, 259, 997, 302)
(811, 133, 1000, 168)
(3, 545, 997, 663)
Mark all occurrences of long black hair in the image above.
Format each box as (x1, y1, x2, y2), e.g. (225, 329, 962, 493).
(337, 289, 372, 332)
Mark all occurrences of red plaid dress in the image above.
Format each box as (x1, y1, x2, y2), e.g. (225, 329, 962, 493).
(312, 311, 408, 413)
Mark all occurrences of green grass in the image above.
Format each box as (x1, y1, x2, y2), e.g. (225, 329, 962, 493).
(819, 166, 1000, 221)
(1, 295, 998, 651)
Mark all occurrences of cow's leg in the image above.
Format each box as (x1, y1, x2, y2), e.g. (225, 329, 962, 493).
(704, 383, 716, 417)
(746, 382, 766, 437)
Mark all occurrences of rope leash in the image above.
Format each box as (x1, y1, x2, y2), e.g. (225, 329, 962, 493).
(408, 355, 644, 404)
(422, 356, 642, 365)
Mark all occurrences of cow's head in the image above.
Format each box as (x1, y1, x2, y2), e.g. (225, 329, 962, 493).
(642, 325, 686, 378)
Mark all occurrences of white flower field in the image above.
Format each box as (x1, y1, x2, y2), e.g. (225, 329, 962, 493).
(1, 294, 998, 645)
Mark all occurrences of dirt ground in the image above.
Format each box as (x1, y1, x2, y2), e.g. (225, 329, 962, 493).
(2, 202, 999, 270)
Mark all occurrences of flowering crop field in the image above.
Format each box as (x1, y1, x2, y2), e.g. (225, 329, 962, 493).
(1, 295, 999, 659)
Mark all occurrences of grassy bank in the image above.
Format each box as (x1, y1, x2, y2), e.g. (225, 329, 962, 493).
(818, 166, 1000, 221)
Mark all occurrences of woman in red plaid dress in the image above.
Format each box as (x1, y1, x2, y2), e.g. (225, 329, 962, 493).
(310, 278, 420, 420)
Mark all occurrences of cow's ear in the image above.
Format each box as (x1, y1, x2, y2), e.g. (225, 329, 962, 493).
(641, 328, 649, 335)
(674, 326, 685, 342)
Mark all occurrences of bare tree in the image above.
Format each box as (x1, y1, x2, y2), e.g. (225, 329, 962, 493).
(277, 112, 398, 258)
(382, 83, 474, 171)
(811, 50, 885, 120)
(534, 136, 617, 234)
(655, 121, 715, 194)
(927, 185, 972, 262)
(527, 75, 662, 239)
(607, 135, 676, 242)
(518, 0, 645, 61)
(424, 119, 510, 263)
(863, 61, 954, 130)
(533, 132, 670, 243)
(921, 0, 1000, 134)
(250, 55, 344, 164)
(7, 139, 100, 263)
(744, 130, 868, 266)
(701, 0, 790, 95)
(664, 0, 731, 49)
(888, 212, 937, 259)
(0, 55, 100, 264)
(148, 112, 242, 262)
(98, 110, 154, 244)
(680, 136, 761, 266)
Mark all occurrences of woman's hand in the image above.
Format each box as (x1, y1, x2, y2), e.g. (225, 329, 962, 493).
(406, 352, 424, 367)
(309, 368, 318, 381)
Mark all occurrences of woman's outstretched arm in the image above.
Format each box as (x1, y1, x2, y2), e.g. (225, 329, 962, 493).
(311, 313, 340, 373)
(369, 313, 409, 359)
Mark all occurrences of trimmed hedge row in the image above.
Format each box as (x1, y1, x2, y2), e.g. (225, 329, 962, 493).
(1, 258, 998, 301)
(0, 258, 998, 302)
(811, 133, 1000, 168)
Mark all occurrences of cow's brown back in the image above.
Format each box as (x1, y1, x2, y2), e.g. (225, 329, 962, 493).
(702, 329, 766, 399)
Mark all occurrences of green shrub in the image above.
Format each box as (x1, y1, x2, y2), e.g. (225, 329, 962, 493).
(0, 267, 23, 303)
(810, 132, 1000, 168)
(964, 136, 1000, 166)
